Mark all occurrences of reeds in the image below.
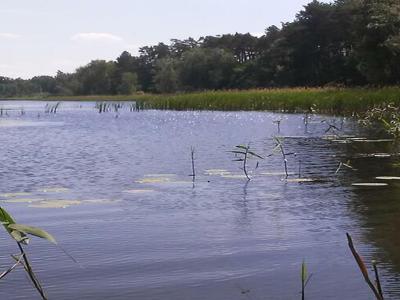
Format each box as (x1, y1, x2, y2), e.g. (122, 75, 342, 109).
(129, 87, 400, 114)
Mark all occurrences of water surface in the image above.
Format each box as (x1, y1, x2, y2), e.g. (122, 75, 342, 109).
(1, 101, 399, 299)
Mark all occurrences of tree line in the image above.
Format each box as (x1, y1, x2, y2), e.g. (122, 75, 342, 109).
(1, 0, 400, 97)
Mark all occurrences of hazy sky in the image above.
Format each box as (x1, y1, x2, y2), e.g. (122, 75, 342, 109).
(1, 0, 322, 79)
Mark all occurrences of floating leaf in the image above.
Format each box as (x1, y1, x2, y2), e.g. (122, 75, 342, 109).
(376, 176, 400, 180)
(29, 200, 81, 208)
(0, 192, 31, 198)
(352, 183, 388, 187)
(8, 224, 57, 244)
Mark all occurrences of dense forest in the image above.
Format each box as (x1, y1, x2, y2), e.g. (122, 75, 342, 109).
(1, 0, 400, 97)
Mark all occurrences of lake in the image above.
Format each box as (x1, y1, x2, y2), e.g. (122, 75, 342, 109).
(1, 101, 400, 299)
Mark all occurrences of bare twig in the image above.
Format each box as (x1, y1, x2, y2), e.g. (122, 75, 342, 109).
(17, 243, 48, 300)
(229, 144, 263, 181)
(373, 260, 384, 299)
(346, 233, 383, 300)
(0, 254, 24, 280)
(189, 146, 196, 182)
(274, 137, 295, 179)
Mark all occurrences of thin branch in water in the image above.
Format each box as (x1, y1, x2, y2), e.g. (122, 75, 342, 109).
(229, 144, 263, 181)
(189, 146, 196, 182)
(273, 119, 281, 134)
(346, 233, 383, 300)
(372, 260, 384, 299)
(17, 243, 48, 300)
(335, 160, 356, 174)
(0, 254, 24, 280)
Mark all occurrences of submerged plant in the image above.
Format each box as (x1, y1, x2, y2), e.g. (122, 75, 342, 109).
(0, 206, 56, 300)
(229, 144, 263, 180)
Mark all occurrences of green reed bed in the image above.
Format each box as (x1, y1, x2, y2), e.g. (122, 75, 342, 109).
(132, 87, 400, 114)
(9, 86, 400, 114)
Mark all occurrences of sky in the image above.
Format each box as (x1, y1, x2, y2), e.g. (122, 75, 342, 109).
(1, 0, 324, 79)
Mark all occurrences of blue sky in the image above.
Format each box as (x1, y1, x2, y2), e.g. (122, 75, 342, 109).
(1, 0, 326, 79)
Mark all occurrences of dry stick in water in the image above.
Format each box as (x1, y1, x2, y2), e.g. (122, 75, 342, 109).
(17, 243, 48, 300)
(0, 254, 24, 280)
(230, 144, 263, 181)
(373, 260, 384, 299)
(346, 233, 383, 300)
(190, 146, 196, 182)
(274, 138, 294, 179)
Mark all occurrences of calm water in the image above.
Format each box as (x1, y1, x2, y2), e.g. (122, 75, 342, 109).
(0, 101, 400, 299)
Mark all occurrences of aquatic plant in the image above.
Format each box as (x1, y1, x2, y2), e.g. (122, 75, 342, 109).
(229, 144, 263, 180)
(346, 233, 384, 300)
(189, 146, 196, 182)
(0, 206, 56, 300)
(321, 119, 341, 134)
(45, 102, 61, 114)
(359, 104, 400, 139)
(335, 160, 356, 174)
(273, 119, 282, 134)
(273, 137, 295, 179)
(301, 260, 312, 300)
(42, 87, 400, 114)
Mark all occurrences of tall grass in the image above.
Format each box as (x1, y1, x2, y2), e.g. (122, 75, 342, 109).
(132, 87, 400, 114)
(9, 86, 400, 114)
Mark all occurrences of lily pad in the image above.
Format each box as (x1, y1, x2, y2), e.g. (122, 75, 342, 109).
(204, 169, 231, 176)
(37, 187, 70, 193)
(353, 139, 394, 143)
(260, 172, 296, 176)
(351, 183, 388, 187)
(123, 189, 155, 194)
(0, 192, 31, 198)
(144, 174, 176, 178)
(220, 174, 249, 179)
(136, 177, 171, 184)
(376, 176, 400, 180)
(83, 199, 118, 204)
(29, 200, 81, 208)
(285, 178, 317, 183)
(2, 198, 44, 203)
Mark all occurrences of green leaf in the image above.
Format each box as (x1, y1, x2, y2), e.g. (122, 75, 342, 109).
(247, 151, 264, 159)
(0, 207, 16, 227)
(0, 207, 29, 244)
(8, 224, 57, 245)
(10, 230, 29, 244)
(235, 145, 249, 150)
(229, 150, 246, 155)
(302, 260, 307, 283)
